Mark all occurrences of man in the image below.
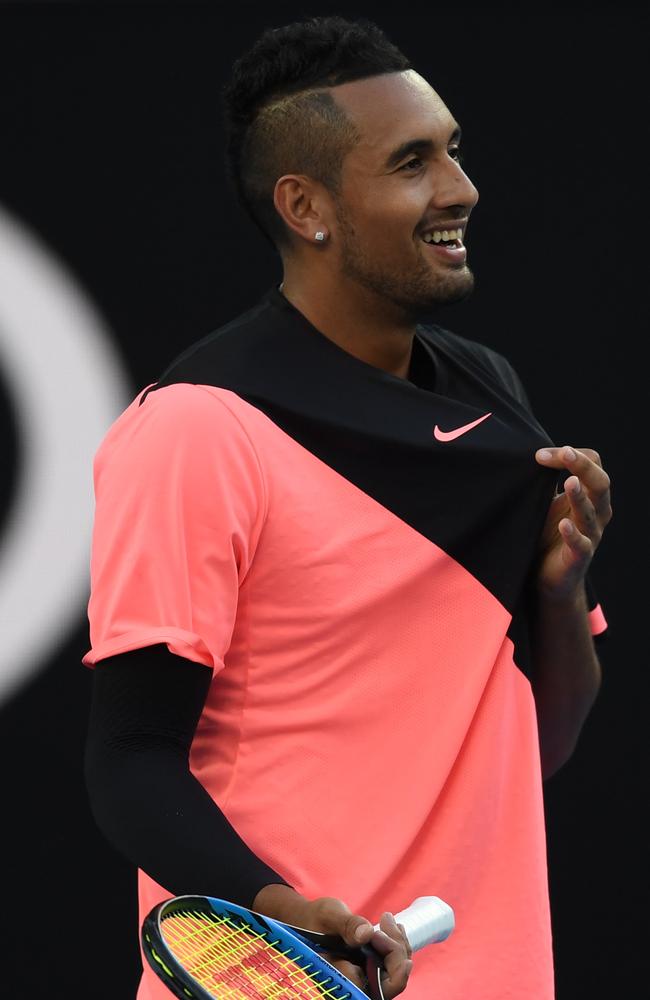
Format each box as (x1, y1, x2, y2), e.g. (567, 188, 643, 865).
(83, 15, 611, 1000)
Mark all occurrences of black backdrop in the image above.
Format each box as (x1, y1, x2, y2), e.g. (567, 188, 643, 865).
(0, 3, 645, 997)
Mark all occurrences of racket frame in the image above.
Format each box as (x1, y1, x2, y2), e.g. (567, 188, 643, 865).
(141, 895, 382, 1000)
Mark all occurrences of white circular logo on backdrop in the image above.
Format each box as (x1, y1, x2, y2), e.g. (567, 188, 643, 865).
(0, 203, 131, 704)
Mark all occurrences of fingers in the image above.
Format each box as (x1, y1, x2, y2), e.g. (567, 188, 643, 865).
(369, 912, 413, 999)
(536, 444, 602, 469)
(311, 896, 374, 947)
(535, 445, 612, 529)
(396, 922, 413, 961)
(298, 898, 374, 995)
(312, 901, 412, 999)
(328, 957, 370, 994)
(334, 901, 375, 946)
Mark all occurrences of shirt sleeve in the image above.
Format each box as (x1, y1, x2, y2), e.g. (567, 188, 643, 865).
(82, 383, 268, 670)
(585, 575, 608, 638)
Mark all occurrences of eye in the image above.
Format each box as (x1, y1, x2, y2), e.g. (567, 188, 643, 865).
(449, 147, 464, 164)
(399, 157, 424, 171)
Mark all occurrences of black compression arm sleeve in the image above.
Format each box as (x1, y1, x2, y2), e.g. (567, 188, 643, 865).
(84, 643, 291, 907)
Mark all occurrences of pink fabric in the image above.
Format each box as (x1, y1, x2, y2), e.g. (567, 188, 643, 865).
(589, 602, 608, 636)
(85, 384, 555, 1000)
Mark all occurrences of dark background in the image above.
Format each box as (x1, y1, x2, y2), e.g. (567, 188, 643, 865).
(0, 3, 645, 997)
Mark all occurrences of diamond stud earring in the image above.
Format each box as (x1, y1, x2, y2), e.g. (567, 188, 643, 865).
(314, 231, 326, 241)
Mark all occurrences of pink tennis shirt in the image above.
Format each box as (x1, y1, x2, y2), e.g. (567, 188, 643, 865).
(83, 285, 606, 1000)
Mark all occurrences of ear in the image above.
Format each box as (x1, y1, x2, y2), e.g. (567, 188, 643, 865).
(273, 175, 331, 246)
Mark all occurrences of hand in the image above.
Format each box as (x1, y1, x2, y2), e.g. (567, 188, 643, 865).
(252, 885, 413, 999)
(534, 445, 612, 599)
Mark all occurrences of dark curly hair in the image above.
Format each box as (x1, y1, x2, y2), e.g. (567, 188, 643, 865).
(221, 15, 412, 253)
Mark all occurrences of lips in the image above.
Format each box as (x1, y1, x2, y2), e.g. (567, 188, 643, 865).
(419, 218, 468, 241)
(422, 239, 467, 264)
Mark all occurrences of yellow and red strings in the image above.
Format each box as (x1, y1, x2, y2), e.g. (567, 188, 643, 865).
(161, 910, 348, 1000)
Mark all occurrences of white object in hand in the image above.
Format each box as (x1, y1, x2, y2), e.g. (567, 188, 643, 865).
(373, 895, 455, 951)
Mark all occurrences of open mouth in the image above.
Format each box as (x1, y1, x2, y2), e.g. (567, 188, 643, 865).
(420, 228, 467, 263)
(421, 226, 463, 249)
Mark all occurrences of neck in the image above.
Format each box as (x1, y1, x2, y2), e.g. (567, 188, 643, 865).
(278, 271, 416, 380)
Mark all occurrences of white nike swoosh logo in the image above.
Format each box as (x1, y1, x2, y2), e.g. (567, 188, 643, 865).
(433, 412, 492, 442)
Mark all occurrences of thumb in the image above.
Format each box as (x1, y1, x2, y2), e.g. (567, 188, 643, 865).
(313, 897, 374, 948)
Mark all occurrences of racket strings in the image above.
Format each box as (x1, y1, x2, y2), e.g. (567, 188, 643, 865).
(161, 910, 351, 1000)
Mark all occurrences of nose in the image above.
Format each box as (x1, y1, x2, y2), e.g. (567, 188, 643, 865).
(434, 157, 479, 211)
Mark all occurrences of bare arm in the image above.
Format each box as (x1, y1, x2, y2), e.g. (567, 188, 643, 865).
(529, 583, 602, 778)
(532, 445, 612, 778)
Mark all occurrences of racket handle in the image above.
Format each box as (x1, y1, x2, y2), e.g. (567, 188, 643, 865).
(373, 896, 455, 951)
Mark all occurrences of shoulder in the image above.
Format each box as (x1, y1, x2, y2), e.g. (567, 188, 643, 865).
(94, 383, 266, 490)
(102, 383, 252, 450)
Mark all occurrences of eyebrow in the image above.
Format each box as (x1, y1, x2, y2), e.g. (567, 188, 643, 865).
(382, 125, 463, 170)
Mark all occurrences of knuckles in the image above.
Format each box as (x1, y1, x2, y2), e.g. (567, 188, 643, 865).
(579, 447, 601, 466)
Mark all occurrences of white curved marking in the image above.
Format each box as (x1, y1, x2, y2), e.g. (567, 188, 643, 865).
(0, 204, 131, 703)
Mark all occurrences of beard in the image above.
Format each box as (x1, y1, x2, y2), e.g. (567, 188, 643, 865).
(334, 202, 475, 321)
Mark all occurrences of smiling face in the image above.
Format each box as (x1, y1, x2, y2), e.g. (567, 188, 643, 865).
(328, 70, 479, 316)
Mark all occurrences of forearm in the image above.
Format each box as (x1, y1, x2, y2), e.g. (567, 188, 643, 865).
(529, 583, 602, 779)
(85, 741, 288, 906)
(84, 645, 290, 906)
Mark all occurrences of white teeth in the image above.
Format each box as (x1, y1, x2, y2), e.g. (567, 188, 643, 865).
(422, 227, 462, 244)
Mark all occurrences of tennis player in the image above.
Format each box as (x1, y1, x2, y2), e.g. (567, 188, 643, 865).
(83, 15, 611, 1000)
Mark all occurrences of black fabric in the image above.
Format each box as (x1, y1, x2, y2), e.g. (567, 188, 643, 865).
(84, 643, 291, 907)
(135, 284, 608, 683)
(138, 284, 558, 620)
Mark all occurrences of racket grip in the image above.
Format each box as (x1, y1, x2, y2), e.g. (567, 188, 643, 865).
(373, 896, 455, 951)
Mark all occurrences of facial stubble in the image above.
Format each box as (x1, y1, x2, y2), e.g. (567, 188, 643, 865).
(334, 200, 475, 320)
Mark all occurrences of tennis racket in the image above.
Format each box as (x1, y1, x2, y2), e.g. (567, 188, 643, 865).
(142, 894, 454, 1000)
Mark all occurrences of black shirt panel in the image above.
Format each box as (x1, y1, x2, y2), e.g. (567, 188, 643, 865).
(140, 284, 556, 619)
(137, 285, 606, 678)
